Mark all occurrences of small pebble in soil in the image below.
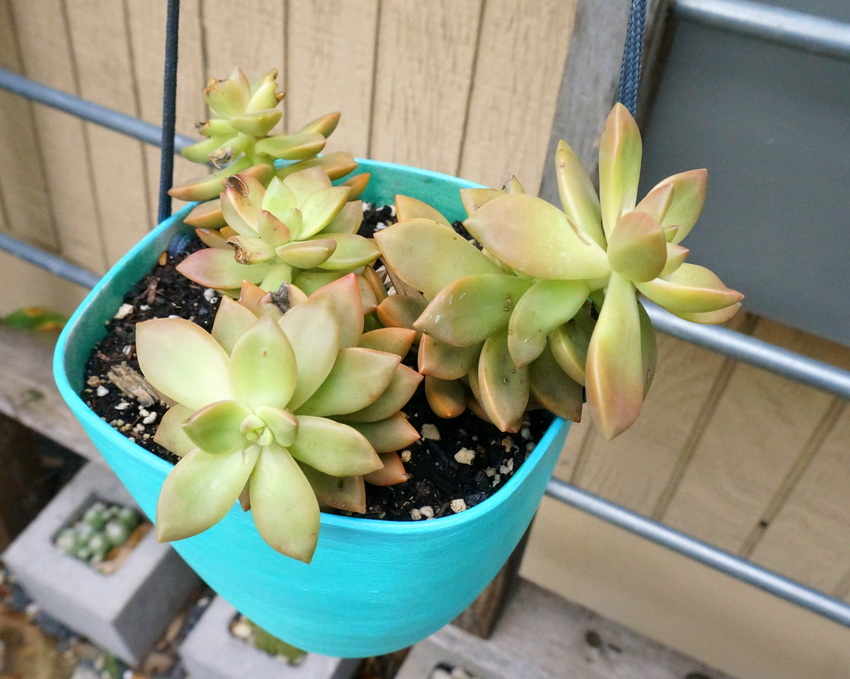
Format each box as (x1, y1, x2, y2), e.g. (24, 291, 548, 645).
(454, 447, 475, 465)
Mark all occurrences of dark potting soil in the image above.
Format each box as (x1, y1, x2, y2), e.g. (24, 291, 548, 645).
(81, 204, 553, 522)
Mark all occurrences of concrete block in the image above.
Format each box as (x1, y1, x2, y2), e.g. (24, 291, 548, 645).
(395, 578, 736, 679)
(3, 463, 202, 666)
(179, 595, 362, 679)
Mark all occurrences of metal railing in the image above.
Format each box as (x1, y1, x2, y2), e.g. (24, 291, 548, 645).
(1, 0, 850, 630)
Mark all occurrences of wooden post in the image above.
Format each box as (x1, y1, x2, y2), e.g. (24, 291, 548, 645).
(0, 412, 42, 550)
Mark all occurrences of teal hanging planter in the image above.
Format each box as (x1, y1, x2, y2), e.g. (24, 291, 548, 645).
(53, 159, 570, 658)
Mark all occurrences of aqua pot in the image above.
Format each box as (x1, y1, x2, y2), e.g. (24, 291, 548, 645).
(53, 159, 570, 658)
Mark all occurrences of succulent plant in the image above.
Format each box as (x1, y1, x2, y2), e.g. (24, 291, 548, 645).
(168, 68, 359, 217)
(135, 273, 420, 562)
(176, 166, 380, 297)
(377, 103, 742, 439)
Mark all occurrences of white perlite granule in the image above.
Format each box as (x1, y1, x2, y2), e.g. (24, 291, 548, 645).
(419, 505, 435, 519)
(420, 423, 441, 440)
(113, 303, 134, 320)
(450, 499, 467, 513)
(454, 447, 475, 465)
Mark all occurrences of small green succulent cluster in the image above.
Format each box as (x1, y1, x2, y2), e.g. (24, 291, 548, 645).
(54, 499, 144, 568)
(376, 103, 742, 439)
(169, 68, 359, 229)
(136, 274, 420, 562)
(176, 165, 378, 297)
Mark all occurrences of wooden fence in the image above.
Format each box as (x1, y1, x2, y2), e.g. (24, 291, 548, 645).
(1, 0, 850, 608)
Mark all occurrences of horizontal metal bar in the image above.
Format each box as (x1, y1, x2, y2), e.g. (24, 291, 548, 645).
(675, 0, 850, 62)
(0, 68, 194, 150)
(0, 232, 100, 290)
(644, 300, 850, 400)
(546, 478, 850, 627)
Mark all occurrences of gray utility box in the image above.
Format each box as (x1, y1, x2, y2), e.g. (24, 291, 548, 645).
(179, 595, 362, 679)
(3, 463, 202, 666)
(641, 0, 850, 346)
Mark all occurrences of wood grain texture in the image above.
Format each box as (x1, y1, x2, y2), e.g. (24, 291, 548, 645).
(747, 401, 850, 595)
(125, 0, 207, 218)
(661, 318, 847, 554)
(0, 322, 100, 463)
(286, 0, 378, 158)
(0, 2, 58, 252)
(457, 0, 577, 193)
(370, 0, 482, 174)
(64, 0, 154, 265)
(568, 330, 742, 517)
(199, 0, 286, 92)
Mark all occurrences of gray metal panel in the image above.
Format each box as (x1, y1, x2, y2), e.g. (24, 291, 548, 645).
(641, 9, 850, 346)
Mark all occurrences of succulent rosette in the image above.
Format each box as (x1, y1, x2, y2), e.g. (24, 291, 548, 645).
(136, 274, 420, 562)
(176, 166, 380, 297)
(377, 103, 742, 439)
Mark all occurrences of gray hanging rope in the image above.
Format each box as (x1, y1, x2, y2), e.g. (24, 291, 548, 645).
(617, 0, 649, 115)
(157, 0, 181, 223)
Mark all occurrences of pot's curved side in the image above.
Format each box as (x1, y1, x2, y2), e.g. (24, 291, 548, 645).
(53, 160, 571, 657)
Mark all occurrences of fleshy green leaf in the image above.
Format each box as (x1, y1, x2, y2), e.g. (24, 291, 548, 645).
(463, 194, 611, 280)
(394, 194, 451, 226)
(278, 299, 340, 411)
(298, 186, 351, 239)
(606, 210, 667, 282)
(477, 327, 529, 433)
(339, 364, 422, 423)
(176, 247, 272, 289)
(295, 348, 400, 416)
(358, 327, 417, 359)
(230, 316, 297, 410)
(652, 169, 708, 244)
(156, 444, 259, 542)
(507, 278, 589, 367)
(418, 333, 481, 380)
(548, 308, 594, 386)
(415, 274, 532, 347)
(253, 131, 326, 161)
(315, 233, 380, 270)
(290, 416, 382, 476)
(635, 263, 744, 314)
(375, 218, 501, 298)
(598, 103, 642, 239)
(363, 452, 409, 486)
(345, 413, 420, 453)
(555, 139, 605, 247)
(211, 297, 259, 354)
(298, 463, 366, 513)
(136, 318, 233, 411)
(153, 405, 195, 458)
(182, 400, 252, 454)
(528, 345, 584, 423)
(276, 238, 337, 269)
(424, 375, 467, 419)
(585, 272, 643, 440)
(249, 444, 320, 562)
(255, 406, 299, 447)
(306, 273, 364, 348)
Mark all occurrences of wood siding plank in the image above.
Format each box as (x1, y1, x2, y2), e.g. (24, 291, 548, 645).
(370, 1, 482, 174)
(567, 329, 744, 517)
(0, 3, 59, 253)
(125, 0, 207, 219)
(9, 0, 104, 272)
(661, 318, 845, 554)
(285, 0, 378, 158)
(458, 0, 577, 194)
(64, 0, 154, 265)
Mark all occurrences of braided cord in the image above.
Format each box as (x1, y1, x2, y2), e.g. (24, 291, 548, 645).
(617, 0, 649, 116)
(157, 0, 181, 223)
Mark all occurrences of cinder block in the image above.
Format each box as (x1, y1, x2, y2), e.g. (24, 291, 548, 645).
(180, 595, 361, 679)
(395, 578, 736, 679)
(3, 463, 202, 665)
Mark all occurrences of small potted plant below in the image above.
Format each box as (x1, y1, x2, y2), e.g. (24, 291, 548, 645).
(54, 68, 741, 658)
